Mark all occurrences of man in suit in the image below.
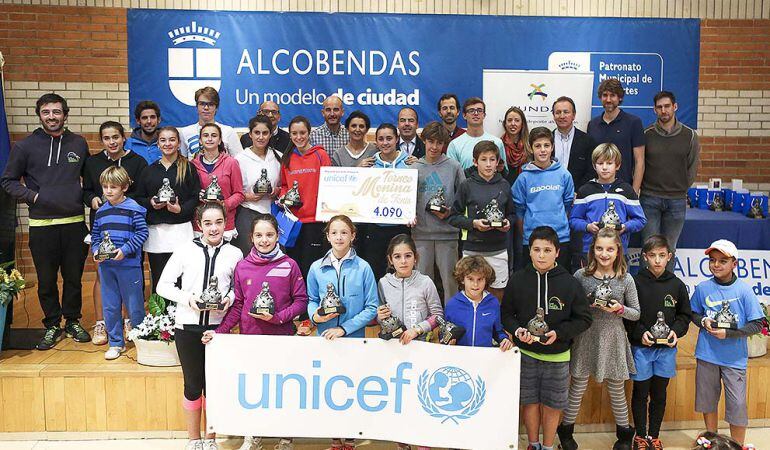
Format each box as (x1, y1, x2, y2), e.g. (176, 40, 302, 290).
(552, 95, 596, 272)
(552, 96, 596, 187)
(240, 100, 292, 154)
(397, 107, 425, 158)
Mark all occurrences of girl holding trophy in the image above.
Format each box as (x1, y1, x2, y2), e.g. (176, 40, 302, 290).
(157, 202, 242, 450)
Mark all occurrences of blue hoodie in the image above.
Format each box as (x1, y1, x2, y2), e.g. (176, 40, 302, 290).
(373, 150, 409, 168)
(91, 197, 148, 268)
(444, 291, 507, 348)
(512, 160, 574, 243)
(125, 128, 161, 165)
(307, 248, 379, 337)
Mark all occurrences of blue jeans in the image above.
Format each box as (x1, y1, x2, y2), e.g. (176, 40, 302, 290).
(640, 194, 687, 256)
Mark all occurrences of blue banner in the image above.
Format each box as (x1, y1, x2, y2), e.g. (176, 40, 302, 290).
(0, 72, 10, 174)
(128, 10, 699, 130)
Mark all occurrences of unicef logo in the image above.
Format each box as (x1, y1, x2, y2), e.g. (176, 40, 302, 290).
(417, 366, 486, 424)
(167, 21, 222, 106)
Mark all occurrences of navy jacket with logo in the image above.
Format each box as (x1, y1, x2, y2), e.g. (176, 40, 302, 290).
(501, 264, 592, 354)
(626, 267, 691, 347)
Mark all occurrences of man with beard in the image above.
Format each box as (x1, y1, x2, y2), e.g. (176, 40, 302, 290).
(437, 93, 466, 153)
(1, 93, 91, 350)
(309, 95, 348, 153)
(587, 78, 645, 194)
(125, 100, 161, 164)
(397, 107, 425, 158)
(640, 91, 699, 258)
(239, 100, 292, 154)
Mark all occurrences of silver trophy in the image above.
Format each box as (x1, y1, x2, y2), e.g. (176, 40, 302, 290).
(426, 187, 449, 213)
(253, 168, 272, 194)
(203, 175, 224, 201)
(709, 193, 724, 212)
(152, 177, 177, 204)
(318, 283, 346, 316)
(589, 276, 615, 307)
(714, 301, 738, 329)
(249, 281, 275, 317)
(279, 180, 303, 207)
(526, 307, 550, 343)
(599, 201, 622, 230)
(197, 275, 226, 311)
(95, 231, 119, 261)
(650, 311, 672, 345)
(748, 199, 765, 219)
(377, 306, 407, 340)
(480, 198, 504, 228)
(436, 316, 466, 345)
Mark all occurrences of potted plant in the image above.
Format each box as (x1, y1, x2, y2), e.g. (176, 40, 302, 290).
(128, 293, 180, 366)
(0, 262, 25, 353)
(748, 303, 769, 358)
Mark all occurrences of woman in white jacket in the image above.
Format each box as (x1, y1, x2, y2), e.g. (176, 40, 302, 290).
(157, 201, 243, 450)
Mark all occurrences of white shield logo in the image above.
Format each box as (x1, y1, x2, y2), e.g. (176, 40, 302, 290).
(167, 21, 222, 106)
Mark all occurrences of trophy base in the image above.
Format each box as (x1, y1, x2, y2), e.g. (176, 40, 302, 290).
(196, 301, 226, 311)
(531, 335, 546, 343)
(378, 326, 406, 340)
(488, 220, 503, 228)
(95, 250, 119, 262)
(204, 196, 224, 202)
(254, 187, 271, 194)
(427, 204, 448, 213)
(249, 307, 274, 317)
(153, 195, 177, 205)
(281, 200, 303, 208)
(599, 223, 622, 231)
(654, 338, 672, 345)
(319, 306, 346, 316)
(592, 299, 609, 307)
(716, 322, 738, 329)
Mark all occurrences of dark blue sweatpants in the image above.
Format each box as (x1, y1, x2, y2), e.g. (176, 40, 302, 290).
(98, 264, 145, 347)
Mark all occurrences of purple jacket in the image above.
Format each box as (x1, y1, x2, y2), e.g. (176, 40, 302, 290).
(216, 249, 308, 336)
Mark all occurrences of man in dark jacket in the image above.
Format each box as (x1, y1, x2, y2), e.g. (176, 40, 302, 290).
(502, 226, 592, 450)
(0, 93, 91, 350)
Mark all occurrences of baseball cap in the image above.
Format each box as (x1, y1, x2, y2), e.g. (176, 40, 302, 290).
(704, 239, 739, 259)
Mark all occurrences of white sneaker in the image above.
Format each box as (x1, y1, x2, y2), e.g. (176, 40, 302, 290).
(274, 438, 293, 450)
(104, 346, 125, 360)
(202, 438, 219, 450)
(185, 440, 203, 450)
(124, 319, 133, 342)
(239, 436, 263, 450)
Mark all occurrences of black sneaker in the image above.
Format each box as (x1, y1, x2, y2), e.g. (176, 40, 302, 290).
(64, 321, 91, 343)
(36, 326, 64, 350)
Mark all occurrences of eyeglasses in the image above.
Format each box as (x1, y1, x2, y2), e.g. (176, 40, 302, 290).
(197, 101, 216, 108)
(465, 108, 485, 115)
(259, 109, 279, 116)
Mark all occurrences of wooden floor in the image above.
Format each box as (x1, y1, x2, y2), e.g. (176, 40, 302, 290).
(3, 279, 770, 433)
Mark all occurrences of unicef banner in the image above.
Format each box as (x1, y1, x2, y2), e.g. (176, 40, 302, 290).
(127, 10, 699, 130)
(627, 248, 770, 302)
(205, 335, 521, 450)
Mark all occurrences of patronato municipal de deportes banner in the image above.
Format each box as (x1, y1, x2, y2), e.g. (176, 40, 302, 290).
(128, 10, 700, 130)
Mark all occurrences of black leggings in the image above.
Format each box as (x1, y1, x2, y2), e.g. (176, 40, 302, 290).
(147, 252, 173, 294)
(631, 375, 670, 438)
(176, 325, 215, 401)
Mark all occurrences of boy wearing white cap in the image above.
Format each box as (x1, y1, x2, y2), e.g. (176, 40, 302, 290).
(690, 239, 764, 446)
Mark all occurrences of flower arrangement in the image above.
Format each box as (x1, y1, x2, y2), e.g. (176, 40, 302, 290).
(128, 293, 176, 342)
(757, 302, 770, 337)
(0, 262, 25, 307)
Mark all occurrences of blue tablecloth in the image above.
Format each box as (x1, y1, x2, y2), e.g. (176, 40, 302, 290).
(676, 208, 769, 250)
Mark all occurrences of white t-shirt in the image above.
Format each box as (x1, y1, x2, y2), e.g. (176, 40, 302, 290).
(179, 121, 243, 159)
(235, 147, 282, 214)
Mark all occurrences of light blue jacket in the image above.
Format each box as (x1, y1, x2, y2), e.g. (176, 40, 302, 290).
(512, 160, 574, 243)
(373, 150, 409, 169)
(307, 249, 379, 337)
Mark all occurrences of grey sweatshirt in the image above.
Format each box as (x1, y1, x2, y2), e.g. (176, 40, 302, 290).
(413, 155, 466, 240)
(377, 270, 444, 336)
(330, 143, 378, 167)
(642, 119, 700, 199)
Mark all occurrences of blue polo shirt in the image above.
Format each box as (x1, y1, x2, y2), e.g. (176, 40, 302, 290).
(587, 109, 645, 184)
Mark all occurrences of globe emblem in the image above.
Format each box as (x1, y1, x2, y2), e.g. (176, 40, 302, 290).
(428, 367, 474, 412)
(418, 366, 486, 423)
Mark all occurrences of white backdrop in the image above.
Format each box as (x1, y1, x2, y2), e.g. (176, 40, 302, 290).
(483, 69, 594, 134)
(206, 335, 521, 449)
